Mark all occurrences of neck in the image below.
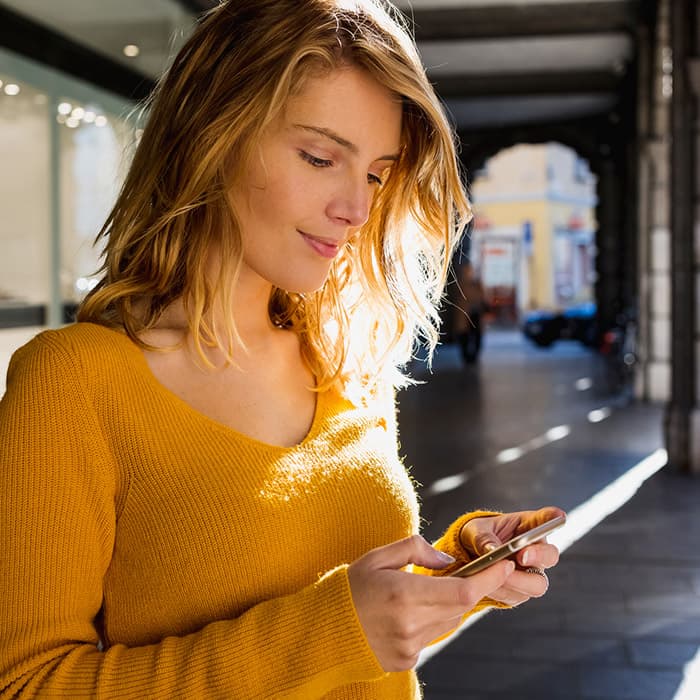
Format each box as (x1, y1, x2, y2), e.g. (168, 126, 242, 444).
(150, 271, 282, 357)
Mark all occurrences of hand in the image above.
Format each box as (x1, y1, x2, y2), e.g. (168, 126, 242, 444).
(460, 506, 565, 607)
(347, 534, 515, 672)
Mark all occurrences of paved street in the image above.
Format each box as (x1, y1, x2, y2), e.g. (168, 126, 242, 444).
(398, 330, 700, 700)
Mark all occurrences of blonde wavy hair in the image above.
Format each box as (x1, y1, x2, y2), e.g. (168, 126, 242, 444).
(77, 0, 471, 392)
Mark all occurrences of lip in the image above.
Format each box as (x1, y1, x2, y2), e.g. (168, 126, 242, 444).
(298, 230, 342, 259)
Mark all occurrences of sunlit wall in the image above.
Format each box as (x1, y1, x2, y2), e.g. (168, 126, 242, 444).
(469, 142, 598, 315)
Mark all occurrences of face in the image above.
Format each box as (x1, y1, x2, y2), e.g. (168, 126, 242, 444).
(229, 65, 403, 295)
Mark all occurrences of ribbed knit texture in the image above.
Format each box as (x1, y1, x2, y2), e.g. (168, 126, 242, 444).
(0, 323, 500, 699)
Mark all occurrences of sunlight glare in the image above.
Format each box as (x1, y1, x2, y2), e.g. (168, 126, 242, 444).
(496, 447, 525, 463)
(426, 473, 468, 496)
(672, 646, 700, 699)
(588, 407, 612, 423)
(548, 448, 667, 552)
(526, 434, 549, 450)
(545, 425, 570, 442)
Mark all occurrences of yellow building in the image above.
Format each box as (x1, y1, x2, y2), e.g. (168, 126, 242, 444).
(467, 142, 598, 318)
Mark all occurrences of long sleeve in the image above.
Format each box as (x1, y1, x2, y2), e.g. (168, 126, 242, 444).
(413, 511, 511, 609)
(410, 511, 511, 648)
(0, 336, 385, 699)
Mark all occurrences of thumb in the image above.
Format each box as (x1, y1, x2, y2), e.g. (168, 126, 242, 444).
(478, 537, 502, 554)
(365, 534, 456, 571)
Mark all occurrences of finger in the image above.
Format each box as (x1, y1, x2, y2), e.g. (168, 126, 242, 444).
(362, 534, 456, 572)
(461, 516, 511, 554)
(510, 568, 549, 596)
(488, 588, 531, 607)
(488, 567, 550, 607)
(475, 534, 502, 554)
(456, 559, 516, 606)
(515, 506, 566, 534)
(402, 558, 516, 613)
(516, 542, 560, 569)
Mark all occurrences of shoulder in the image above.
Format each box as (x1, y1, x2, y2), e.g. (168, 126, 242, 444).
(13, 321, 130, 359)
(338, 375, 397, 424)
(8, 322, 137, 386)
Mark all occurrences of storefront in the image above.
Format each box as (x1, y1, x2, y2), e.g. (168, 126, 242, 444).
(0, 48, 136, 329)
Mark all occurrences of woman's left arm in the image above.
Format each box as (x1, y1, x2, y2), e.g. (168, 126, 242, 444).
(456, 507, 564, 607)
(415, 507, 564, 606)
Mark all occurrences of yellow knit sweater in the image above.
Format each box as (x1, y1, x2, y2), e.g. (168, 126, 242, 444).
(0, 323, 497, 699)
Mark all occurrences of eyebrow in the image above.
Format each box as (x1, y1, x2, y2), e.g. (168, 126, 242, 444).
(292, 123, 399, 162)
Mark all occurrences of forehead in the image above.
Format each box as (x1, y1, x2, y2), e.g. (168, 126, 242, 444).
(282, 66, 403, 155)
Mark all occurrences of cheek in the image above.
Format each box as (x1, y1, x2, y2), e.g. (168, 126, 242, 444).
(234, 149, 326, 239)
(236, 177, 288, 235)
(250, 173, 319, 228)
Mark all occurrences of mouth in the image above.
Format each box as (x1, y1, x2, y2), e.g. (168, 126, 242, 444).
(298, 230, 342, 259)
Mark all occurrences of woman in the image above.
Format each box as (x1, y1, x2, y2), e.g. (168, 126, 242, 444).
(454, 261, 487, 363)
(0, 0, 562, 697)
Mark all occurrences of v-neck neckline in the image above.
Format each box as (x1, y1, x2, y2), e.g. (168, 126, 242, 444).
(101, 323, 327, 452)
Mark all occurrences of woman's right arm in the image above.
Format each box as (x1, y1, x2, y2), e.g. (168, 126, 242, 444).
(347, 536, 514, 672)
(0, 337, 385, 699)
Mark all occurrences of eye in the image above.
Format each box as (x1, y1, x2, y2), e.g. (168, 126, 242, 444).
(299, 151, 332, 168)
(368, 173, 383, 186)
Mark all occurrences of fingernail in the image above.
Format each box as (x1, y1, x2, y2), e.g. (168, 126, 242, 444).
(506, 560, 516, 573)
(522, 551, 530, 565)
(436, 550, 456, 564)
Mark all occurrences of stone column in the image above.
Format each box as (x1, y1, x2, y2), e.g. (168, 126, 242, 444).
(638, 0, 672, 403)
(596, 159, 623, 336)
(664, 0, 700, 473)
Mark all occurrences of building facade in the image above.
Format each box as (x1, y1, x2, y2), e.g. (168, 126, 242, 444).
(469, 142, 597, 319)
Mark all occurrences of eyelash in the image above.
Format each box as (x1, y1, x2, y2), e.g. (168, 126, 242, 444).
(299, 150, 383, 186)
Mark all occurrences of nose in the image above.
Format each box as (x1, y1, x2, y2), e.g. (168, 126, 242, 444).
(326, 178, 372, 229)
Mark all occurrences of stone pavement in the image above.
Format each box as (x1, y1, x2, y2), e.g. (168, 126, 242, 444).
(398, 330, 700, 700)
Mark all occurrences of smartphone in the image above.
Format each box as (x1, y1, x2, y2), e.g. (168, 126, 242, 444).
(450, 514, 566, 578)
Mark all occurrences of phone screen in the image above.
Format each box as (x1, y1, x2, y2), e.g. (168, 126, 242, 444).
(450, 514, 566, 578)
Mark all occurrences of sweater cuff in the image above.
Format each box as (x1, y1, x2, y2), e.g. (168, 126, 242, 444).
(310, 565, 387, 683)
(415, 511, 512, 624)
(208, 563, 387, 698)
(419, 510, 503, 576)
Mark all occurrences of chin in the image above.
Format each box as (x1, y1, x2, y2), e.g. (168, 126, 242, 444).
(272, 266, 332, 295)
(283, 277, 330, 295)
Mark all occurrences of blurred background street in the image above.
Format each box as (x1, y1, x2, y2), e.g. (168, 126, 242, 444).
(399, 328, 700, 699)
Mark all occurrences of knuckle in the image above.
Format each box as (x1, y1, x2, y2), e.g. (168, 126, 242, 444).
(407, 533, 424, 550)
(457, 584, 479, 609)
(396, 645, 421, 670)
(395, 618, 418, 641)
